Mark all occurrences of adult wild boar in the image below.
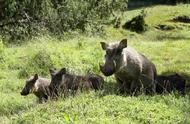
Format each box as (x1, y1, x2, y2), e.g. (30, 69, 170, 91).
(20, 74, 51, 102)
(49, 68, 104, 97)
(99, 39, 157, 95)
(156, 73, 186, 95)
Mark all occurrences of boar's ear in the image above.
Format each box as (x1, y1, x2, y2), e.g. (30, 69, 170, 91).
(59, 68, 66, 75)
(49, 68, 55, 74)
(100, 42, 108, 50)
(34, 74, 38, 80)
(175, 73, 179, 76)
(49, 69, 56, 77)
(119, 39, 128, 50)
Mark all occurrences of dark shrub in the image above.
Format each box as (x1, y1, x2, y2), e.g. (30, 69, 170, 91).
(0, 0, 128, 43)
(122, 11, 147, 33)
(172, 15, 190, 23)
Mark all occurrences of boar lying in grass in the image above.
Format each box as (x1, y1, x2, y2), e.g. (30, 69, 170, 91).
(49, 68, 104, 97)
(99, 39, 157, 95)
(156, 73, 186, 95)
(20, 74, 51, 102)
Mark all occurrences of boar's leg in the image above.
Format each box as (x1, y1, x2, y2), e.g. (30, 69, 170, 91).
(139, 74, 156, 95)
(145, 83, 156, 95)
(130, 79, 141, 96)
(116, 78, 131, 95)
(38, 97, 43, 103)
(143, 69, 156, 95)
(116, 78, 124, 94)
(178, 83, 185, 95)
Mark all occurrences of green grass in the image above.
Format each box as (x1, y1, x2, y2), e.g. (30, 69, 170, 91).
(0, 4, 190, 124)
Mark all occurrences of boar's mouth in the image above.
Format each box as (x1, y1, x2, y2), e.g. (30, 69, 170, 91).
(20, 91, 29, 96)
(99, 62, 116, 76)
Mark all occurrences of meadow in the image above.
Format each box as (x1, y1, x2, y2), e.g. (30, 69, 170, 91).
(0, 4, 190, 124)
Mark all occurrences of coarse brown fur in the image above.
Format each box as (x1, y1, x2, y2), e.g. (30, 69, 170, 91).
(20, 74, 51, 102)
(156, 73, 186, 95)
(49, 68, 104, 97)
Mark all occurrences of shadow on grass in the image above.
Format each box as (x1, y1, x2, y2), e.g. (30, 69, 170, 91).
(98, 81, 118, 97)
(156, 35, 190, 41)
(94, 82, 139, 100)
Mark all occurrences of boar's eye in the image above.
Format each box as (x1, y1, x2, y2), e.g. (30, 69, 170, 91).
(116, 48, 122, 55)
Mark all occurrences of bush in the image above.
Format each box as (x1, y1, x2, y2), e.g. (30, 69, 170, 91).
(0, 0, 128, 43)
(18, 49, 54, 78)
(122, 10, 147, 33)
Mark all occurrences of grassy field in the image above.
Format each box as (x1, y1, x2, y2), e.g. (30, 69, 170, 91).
(0, 4, 190, 124)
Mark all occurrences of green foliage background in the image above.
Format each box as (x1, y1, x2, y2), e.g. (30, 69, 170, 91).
(0, 0, 127, 43)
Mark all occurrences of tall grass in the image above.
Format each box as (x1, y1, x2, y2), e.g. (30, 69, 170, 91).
(0, 4, 190, 124)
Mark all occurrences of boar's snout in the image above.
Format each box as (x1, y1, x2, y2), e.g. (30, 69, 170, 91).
(20, 92, 25, 95)
(99, 63, 115, 76)
(20, 89, 29, 96)
(20, 92, 27, 96)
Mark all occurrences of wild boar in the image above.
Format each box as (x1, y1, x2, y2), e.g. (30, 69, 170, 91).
(156, 73, 186, 95)
(49, 68, 104, 97)
(99, 39, 157, 95)
(20, 74, 51, 102)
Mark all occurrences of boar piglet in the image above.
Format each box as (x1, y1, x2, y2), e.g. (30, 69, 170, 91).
(49, 68, 104, 97)
(20, 74, 51, 102)
(87, 73, 104, 90)
(156, 73, 186, 95)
